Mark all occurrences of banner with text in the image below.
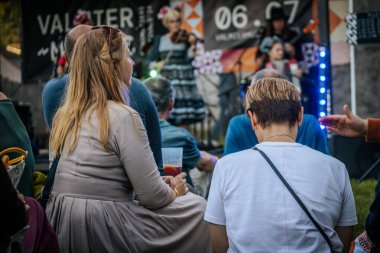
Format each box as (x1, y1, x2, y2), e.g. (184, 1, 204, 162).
(21, 0, 167, 83)
(202, 0, 313, 51)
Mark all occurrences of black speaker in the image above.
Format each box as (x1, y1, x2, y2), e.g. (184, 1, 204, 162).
(331, 135, 380, 179)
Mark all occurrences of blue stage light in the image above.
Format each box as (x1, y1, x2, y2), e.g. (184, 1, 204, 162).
(320, 76, 326, 82)
(319, 112, 326, 117)
(320, 63, 326, 69)
(319, 99, 326, 105)
(320, 50, 326, 58)
(320, 87, 326, 94)
(320, 125, 326, 130)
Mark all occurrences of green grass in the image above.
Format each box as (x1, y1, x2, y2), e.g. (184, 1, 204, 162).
(351, 179, 377, 237)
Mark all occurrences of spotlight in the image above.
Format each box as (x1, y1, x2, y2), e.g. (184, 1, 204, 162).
(320, 50, 326, 58)
(149, 69, 158, 78)
(319, 112, 326, 117)
(319, 63, 326, 69)
(320, 76, 326, 82)
(320, 125, 326, 130)
(319, 99, 326, 105)
(320, 87, 326, 94)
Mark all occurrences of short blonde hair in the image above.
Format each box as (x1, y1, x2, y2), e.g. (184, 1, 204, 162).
(162, 9, 180, 27)
(245, 78, 301, 128)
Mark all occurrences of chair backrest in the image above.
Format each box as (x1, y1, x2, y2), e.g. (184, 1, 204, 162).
(7, 225, 30, 253)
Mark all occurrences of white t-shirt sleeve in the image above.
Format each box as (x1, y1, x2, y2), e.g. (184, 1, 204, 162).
(205, 162, 226, 225)
(336, 165, 358, 227)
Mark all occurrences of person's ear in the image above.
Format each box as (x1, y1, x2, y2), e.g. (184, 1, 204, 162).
(298, 106, 304, 126)
(248, 110, 259, 130)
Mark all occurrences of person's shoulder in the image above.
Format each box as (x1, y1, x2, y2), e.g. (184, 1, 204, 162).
(218, 148, 254, 169)
(130, 77, 145, 89)
(108, 101, 140, 121)
(164, 121, 194, 140)
(301, 144, 345, 169)
(229, 114, 250, 127)
(303, 114, 318, 124)
(129, 78, 151, 97)
(45, 74, 68, 88)
(43, 75, 68, 93)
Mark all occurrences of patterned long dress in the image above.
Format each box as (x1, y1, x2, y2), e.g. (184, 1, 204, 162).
(147, 34, 205, 125)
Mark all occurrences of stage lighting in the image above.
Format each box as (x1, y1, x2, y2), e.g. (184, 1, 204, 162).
(320, 76, 326, 82)
(319, 112, 326, 117)
(320, 87, 326, 94)
(149, 69, 158, 78)
(320, 125, 326, 130)
(319, 50, 326, 58)
(319, 63, 326, 69)
(319, 99, 326, 105)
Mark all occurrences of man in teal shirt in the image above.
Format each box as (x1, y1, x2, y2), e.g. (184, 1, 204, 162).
(145, 77, 217, 186)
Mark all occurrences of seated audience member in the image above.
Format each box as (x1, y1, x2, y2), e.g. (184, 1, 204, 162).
(224, 69, 329, 155)
(46, 27, 210, 253)
(0, 92, 34, 196)
(320, 105, 380, 252)
(206, 78, 357, 253)
(42, 24, 162, 167)
(144, 76, 217, 187)
(0, 161, 59, 253)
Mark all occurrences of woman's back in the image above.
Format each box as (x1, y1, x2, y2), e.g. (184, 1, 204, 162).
(206, 142, 357, 252)
(52, 102, 140, 201)
(48, 102, 211, 253)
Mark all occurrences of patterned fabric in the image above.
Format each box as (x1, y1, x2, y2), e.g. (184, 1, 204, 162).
(301, 42, 320, 68)
(158, 34, 205, 125)
(192, 42, 223, 74)
(352, 231, 373, 253)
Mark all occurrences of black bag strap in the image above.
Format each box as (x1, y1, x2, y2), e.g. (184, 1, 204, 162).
(40, 156, 60, 208)
(252, 147, 334, 252)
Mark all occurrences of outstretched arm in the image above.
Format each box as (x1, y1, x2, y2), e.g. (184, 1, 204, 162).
(319, 104, 368, 137)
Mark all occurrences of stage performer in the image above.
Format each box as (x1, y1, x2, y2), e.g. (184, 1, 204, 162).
(146, 6, 205, 126)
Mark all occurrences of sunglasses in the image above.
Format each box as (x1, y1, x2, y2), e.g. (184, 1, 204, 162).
(91, 25, 121, 47)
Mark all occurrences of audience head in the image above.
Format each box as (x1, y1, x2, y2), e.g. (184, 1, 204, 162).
(245, 78, 302, 130)
(250, 69, 284, 85)
(162, 8, 181, 33)
(144, 76, 175, 117)
(64, 24, 92, 60)
(50, 26, 134, 156)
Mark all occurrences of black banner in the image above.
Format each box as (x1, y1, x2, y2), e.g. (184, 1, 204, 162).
(21, 0, 167, 83)
(202, 0, 313, 50)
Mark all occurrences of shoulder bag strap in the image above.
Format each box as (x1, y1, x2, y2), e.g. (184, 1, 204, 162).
(252, 146, 334, 252)
(40, 155, 60, 208)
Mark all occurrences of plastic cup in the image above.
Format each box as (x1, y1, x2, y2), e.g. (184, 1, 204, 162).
(162, 148, 183, 176)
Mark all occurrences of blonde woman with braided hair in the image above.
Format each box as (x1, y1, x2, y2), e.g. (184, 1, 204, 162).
(46, 27, 211, 253)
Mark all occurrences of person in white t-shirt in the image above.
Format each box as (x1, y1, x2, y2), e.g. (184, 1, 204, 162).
(205, 77, 357, 253)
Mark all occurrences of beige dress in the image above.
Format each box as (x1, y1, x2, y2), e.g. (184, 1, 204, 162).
(46, 102, 211, 253)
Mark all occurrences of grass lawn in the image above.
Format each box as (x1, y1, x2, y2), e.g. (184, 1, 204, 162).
(351, 178, 377, 237)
